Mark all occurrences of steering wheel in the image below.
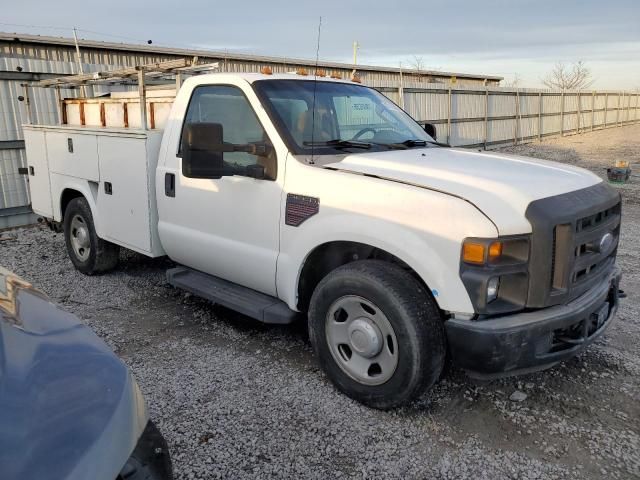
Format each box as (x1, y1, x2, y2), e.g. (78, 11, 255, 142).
(352, 127, 377, 140)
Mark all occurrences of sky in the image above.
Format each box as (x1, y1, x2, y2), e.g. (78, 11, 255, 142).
(2, 0, 639, 89)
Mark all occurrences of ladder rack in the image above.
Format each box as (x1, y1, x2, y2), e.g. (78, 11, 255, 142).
(23, 58, 221, 130)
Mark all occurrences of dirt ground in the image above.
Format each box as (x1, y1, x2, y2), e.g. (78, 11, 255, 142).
(2, 124, 639, 479)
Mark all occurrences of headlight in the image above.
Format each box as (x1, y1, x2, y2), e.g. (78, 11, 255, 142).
(486, 277, 500, 303)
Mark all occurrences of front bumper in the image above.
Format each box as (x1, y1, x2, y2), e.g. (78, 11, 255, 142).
(446, 266, 622, 379)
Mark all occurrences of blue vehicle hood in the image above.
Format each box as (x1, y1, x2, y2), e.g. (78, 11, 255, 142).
(0, 270, 148, 480)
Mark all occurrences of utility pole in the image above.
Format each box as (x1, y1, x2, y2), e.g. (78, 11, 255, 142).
(352, 41, 359, 77)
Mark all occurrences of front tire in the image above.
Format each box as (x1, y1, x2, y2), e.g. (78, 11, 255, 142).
(63, 197, 119, 275)
(308, 260, 446, 409)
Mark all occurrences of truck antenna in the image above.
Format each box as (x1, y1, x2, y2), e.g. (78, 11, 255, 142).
(309, 16, 322, 165)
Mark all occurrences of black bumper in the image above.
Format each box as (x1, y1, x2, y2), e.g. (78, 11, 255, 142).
(446, 266, 622, 379)
(118, 421, 173, 480)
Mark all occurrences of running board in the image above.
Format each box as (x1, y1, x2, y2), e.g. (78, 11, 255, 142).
(166, 267, 298, 325)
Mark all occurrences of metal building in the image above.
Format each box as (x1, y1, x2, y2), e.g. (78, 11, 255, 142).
(0, 31, 502, 228)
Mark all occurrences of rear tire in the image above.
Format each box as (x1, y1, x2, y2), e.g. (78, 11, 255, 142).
(63, 197, 119, 275)
(308, 260, 446, 409)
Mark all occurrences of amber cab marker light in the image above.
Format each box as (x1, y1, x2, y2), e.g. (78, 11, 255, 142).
(462, 242, 486, 264)
(260, 66, 273, 75)
(296, 68, 308, 76)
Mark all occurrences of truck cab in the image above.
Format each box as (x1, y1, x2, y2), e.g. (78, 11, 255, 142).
(23, 68, 623, 408)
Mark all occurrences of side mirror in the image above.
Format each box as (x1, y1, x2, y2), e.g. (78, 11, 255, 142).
(423, 123, 437, 140)
(245, 164, 266, 180)
(181, 122, 232, 179)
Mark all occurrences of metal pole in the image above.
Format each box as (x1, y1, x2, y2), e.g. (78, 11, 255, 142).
(352, 41, 359, 77)
(559, 90, 564, 137)
(483, 88, 489, 149)
(604, 93, 608, 128)
(626, 92, 631, 123)
(175, 72, 183, 92)
(576, 91, 581, 134)
(398, 63, 404, 110)
(538, 92, 543, 142)
(513, 88, 520, 145)
(138, 69, 147, 130)
(447, 87, 452, 145)
(591, 91, 595, 131)
(616, 92, 621, 126)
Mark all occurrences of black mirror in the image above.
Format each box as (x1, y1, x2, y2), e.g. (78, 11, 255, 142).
(423, 123, 437, 140)
(181, 122, 232, 179)
(245, 164, 266, 180)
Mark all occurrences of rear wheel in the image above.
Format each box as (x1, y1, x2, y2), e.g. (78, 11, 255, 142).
(63, 197, 119, 275)
(308, 260, 446, 409)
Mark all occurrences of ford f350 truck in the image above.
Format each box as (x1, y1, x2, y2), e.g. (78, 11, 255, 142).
(22, 65, 623, 408)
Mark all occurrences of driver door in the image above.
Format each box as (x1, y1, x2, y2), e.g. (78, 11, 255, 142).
(157, 84, 282, 296)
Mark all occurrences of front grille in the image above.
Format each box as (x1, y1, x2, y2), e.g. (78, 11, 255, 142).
(551, 201, 620, 300)
(525, 182, 621, 308)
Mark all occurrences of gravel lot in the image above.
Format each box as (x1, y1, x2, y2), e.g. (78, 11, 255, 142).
(2, 124, 640, 479)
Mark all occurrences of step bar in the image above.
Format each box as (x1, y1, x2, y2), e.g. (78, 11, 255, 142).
(167, 267, 298, 325)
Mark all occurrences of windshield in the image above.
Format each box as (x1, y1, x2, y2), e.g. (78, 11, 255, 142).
(252, 80, 435, 155)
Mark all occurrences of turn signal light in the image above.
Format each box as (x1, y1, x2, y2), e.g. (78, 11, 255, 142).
(488, 241, 503, 261)
(462, 242, 486, 264)
(462, 240, 504, 264)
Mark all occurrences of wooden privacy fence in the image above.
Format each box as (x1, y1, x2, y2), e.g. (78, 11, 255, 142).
(373, 83, 640, 148)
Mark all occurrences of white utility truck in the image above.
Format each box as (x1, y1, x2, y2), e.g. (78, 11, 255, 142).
(22, 61, 623, 408)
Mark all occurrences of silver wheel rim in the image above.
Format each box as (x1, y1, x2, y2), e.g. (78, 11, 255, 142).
(325, 295, 399, 386)
(70, 214, 91, 262)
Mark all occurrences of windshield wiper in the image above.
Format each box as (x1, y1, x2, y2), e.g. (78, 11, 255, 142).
(378, 139, 450, 149)
(303, 139, 372, 150)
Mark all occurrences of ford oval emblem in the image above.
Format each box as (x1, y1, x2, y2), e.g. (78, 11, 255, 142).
(599, 233, 614, 253)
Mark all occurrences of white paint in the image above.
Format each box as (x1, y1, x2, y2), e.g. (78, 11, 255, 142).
(24, 73, 607, 316)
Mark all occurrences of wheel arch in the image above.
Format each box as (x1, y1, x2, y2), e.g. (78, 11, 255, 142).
(296, 240, 437, 313)
(55, 181, 101, 235)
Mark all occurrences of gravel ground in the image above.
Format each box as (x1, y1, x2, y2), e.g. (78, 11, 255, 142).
(2, 124, 640, 479)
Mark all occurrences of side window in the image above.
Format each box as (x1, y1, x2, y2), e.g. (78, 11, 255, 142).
(181, 85, 276, 180)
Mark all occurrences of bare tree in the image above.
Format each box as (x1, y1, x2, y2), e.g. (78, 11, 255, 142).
(542, 61, 594, 90)
(505, 73, 522, 88)
(409, 55, 426, 71)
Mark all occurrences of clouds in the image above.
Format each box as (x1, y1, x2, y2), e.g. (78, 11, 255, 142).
(4, 0, 639, 88)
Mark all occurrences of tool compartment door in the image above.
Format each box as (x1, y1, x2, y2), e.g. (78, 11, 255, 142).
(96, 135, 152, 253)
(23, 128, 53, 218)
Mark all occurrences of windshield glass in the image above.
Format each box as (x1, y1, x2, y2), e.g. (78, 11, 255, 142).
(252, 80, 434, 154)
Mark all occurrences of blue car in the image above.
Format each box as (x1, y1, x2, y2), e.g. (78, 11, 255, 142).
(0, 267, 173, 480)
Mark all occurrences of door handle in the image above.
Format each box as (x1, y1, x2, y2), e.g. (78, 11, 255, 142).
(165, 173, 175, 197)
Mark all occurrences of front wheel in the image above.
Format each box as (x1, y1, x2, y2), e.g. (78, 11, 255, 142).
(308, 260, 446, 409)
(63, 197, 119, 275)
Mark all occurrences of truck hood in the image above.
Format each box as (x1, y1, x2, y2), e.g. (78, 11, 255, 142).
(324, 147, 602, 234)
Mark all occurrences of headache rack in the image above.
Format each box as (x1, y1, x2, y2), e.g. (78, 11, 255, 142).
(21, 58, 221, 130)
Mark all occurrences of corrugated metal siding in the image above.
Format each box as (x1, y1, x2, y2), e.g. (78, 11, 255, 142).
(0, 148, 28, 209)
